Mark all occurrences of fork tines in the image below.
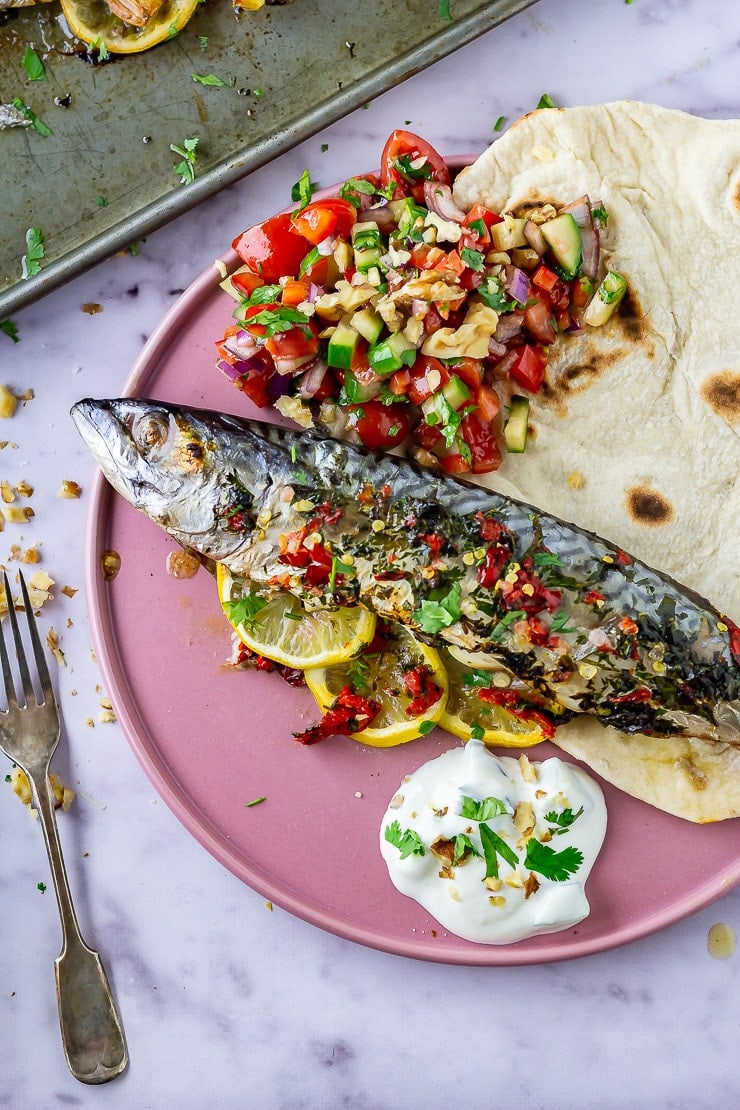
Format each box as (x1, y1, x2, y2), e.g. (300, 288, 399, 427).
(0, 570, 53, 711)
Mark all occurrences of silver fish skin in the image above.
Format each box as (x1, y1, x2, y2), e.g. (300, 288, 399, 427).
(71, 397, 740, 744)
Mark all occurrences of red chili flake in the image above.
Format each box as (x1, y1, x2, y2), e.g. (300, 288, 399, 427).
(619, 616, 639, 636)
(477, 686, 556, 739)
(419, 532, 445, 561)
(310, 501, 344, 527)
(402, 664, 444, 717)
(609, 687, 653, 705)
(475, 511, 508, 543)
(526, 616, 550, 646)
(357, 485, 375, 505)
(583, 589, 606, 606)
(725, 618, 740, 665)
(500, 564, 561, 615)
(615, 549, 633, 566)
(477, 543, 510, 589)
(293, 686, 380, 745)
(374, 570, 408, 581)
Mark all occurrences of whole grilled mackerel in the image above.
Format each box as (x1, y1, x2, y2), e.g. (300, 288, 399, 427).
(71, 398, 740, 744)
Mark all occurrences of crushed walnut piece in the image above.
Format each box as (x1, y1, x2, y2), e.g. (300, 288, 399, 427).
(11, 768, 75, 813)
(101, 550, 121, 581)
(58, 480, 82, 499)
(524, 872, 541, 900)
(513, 801, 536, 848)
(166, 549, 200, 579)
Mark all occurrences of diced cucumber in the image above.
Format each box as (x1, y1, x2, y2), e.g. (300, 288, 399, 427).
(367, 331, 417, 375)
(421, 376, 471, 427)
(327, 315, 361, 370)
(441, 374, 472, 410)
(351, 306, 384, 345)
(490, 216, 528, 252)
(540, 213, 582, 280)
(343, 368, 378, 403)
(583, 271, 628, 326)
(504, 396, 530, 453)
(352, 221, 382, 250)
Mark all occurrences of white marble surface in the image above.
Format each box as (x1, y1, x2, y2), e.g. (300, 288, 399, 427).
(1, 0, 739, 1105)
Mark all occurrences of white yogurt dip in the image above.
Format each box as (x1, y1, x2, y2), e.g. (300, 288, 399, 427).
(380, 740, 607, 944)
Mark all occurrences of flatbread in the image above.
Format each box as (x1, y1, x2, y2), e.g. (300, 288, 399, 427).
(453, 102, 740, 821)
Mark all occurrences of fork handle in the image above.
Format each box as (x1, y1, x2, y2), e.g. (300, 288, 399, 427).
(30, 768, 128, 1083)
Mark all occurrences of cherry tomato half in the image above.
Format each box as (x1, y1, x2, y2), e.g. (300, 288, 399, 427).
(460, 412, 502, 474)
(292, 198, 357, 245)
(232, 213, 308, 282)
(379, 130, 450, 202)
(346, 401, 410, 450)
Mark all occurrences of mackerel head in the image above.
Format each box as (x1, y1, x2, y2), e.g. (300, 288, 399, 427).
(72, 397, 740, 745)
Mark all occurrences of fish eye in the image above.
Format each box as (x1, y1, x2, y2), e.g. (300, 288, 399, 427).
(132, 412, 174, 459)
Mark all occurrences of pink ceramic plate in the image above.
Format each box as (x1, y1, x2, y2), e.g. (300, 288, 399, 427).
(84, 173, 740, 966)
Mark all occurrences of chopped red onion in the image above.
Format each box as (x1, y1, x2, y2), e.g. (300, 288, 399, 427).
(298, 360, 328, 399)
(494, 313, 524, 342)
(488, 339, 508, 359)
(489, 350, 519, 380)
(561, 195, 600, 279)
(316, 235, 336, 257)
(267, 372, 290, 401)
(365, 203, 398, 232)
(423, 180, 466, 222)
(524, 220, 547, 255)
(223, 330, 259, 360)
(504, 265, 530, 305)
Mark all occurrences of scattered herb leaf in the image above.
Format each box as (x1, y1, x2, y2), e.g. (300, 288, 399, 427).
(524, 838, 583, 881)
(291, 168, 317, 208)
(245, 796, 266, 808)
(479, 822, 518, 878)
(0, 321, 19, 343)
(11, 97, 52, 137)
(460, 794, 508, 822)
(22, 46, 46, 82)
(191, 73, 231, 87)
(439, 0, 452, 19)
(21, 227, 45, 279)
(493, 115, 506, 132)
(412, 581, 461, 634)
(384, 819, 425, 859)
(537, 93, 556, 110)
(171, 137, 199, 185)
(223, 591, 268, 628)
(545, 806, 584, 834)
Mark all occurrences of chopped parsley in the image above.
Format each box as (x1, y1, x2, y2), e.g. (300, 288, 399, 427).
(550, 611, 577, 634)
(0, 320, 19, 343)
(21, 227, 45, 279)
(459, 794, 508, 821)
(479, 822, 518, 879)
(412, 580, 461, 633)
(11, 97, 52, 137)
(22, 46, 46, 82)
(460, 247, 485, 272)
(245, 305, 311, 337)
(452, 833, 480, 864)
(244, 796, 266, 808)
(439, 0, 452, 19)
(191, 73, 232, 87)
(417, 719, 437, 735)
(545, 805, 584, 835)
(96, 195, 109, 207)
(291, 169, 317, 208)
(524, 838, 583, 881)
(477, 275, 517, 313)
(223, 591, 267, 628)
(384, 820, 425, 859)
(591, 203, 609, 226)
(536, 93, 557, 110)
(198, 35, 209, 51)
(37, 881, 47, 893)
(171, 137, 199, 185)
(532, 551, 564, 568)
(493, 115, 506, 132)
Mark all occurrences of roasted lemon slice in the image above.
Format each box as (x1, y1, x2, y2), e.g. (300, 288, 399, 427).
(305, 622, 449, 747)
(216, 565, 376, 670)
(61, 0, 201, 54)
(439, 649, 547, 748)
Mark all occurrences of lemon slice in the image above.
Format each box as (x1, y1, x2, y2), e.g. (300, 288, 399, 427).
(61, 0, 201, 54)
(305, 622, 449, 747)
(439, 650, 547, 748)
(216, 565, 376, 670)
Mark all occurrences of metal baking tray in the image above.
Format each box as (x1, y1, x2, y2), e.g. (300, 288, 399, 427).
(0, 0, 536, 319)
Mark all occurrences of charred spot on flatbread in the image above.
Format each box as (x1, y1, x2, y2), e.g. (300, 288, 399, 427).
(699, 370, 740, 426)
(625, 485, 674, 528)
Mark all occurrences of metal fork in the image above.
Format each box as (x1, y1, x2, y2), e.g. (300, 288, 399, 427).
(0, 571, 127, 1083)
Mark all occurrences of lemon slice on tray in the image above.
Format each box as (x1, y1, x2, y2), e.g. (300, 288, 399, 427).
(439, 649, 547, 748)
(305, 622, 449, 748)
(61, 0, 201, 54)
(216, 565, 376, 670)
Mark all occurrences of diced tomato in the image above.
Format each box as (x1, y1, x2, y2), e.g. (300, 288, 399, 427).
(379, 130, 450, 202)
(473, 383, 500, 421)
(462, 203, 503, 239)
(281, 278, 310, 305)
(291, 198, 357, 245)
(447, 357, 482, 393)
(236, 367, 273, 409)
(300, 253, 340, 287)
(405, 356, 448, 404)
(262, 317, 320, 374)
(460, 412, 502, 474)
(402, 665, 444, 717)
(532, 263, 560, 293)
(439, 453, 471, 475)
(410, 243, 444, 269)
(230, 270, 265, 297)
(509, 345, 547, 393)
(413, 421, 443, 451)
(432, 249, 466, 278)
(232, 214, 309, 281)
(346, 400, 410, 450)
(523, 297, 558, 345)
(388, 368, 411, 396)
(570, 275, 595, 308)
(293, 686, 380, 745)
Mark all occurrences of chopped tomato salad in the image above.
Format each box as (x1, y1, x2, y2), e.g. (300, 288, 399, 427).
(216, 131, 623, 473)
